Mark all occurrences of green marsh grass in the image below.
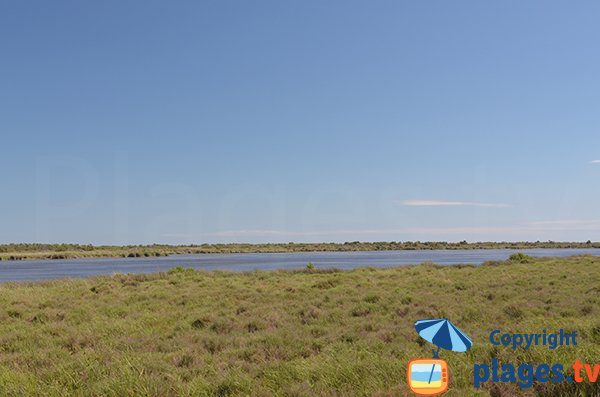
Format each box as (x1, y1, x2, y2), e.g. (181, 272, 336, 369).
(0, 256, 599, 396)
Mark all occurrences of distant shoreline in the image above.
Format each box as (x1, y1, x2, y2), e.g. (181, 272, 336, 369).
(1, 241, 599, 261)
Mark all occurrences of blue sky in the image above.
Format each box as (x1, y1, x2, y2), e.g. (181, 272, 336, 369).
(2, 1, 599, 244)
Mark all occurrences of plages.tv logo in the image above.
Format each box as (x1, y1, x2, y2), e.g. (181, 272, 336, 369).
(407, 318, 473, 396)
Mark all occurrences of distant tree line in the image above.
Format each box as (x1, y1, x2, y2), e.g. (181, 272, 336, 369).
(0, 240, 599, 261)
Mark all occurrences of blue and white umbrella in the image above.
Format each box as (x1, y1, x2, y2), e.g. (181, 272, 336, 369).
(415, 318, 472, 356)
(415, 318, 473, 385)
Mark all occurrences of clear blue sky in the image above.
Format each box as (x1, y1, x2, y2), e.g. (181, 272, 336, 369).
(2, 1, 599, 244)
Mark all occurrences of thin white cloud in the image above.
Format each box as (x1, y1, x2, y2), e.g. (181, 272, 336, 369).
(400, 200, 510, 208)
(526, 220, 600, 231)
(527, 220, 599, 226)
(195, 222, 600, 242)
(204, 229, 296, 237)
(161, 233, 192, 238)
(200, 226, 523, 238)
(591, 160, 600, 164)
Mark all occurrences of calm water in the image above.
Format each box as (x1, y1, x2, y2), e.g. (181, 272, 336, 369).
(1, 248, 599, 282)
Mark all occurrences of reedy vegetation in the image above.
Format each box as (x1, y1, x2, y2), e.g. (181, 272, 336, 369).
(0, 256, 599, 396)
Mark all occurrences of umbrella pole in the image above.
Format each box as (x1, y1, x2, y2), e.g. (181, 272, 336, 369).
(427, 364, 436, 384)
(428, 346, 441, 384)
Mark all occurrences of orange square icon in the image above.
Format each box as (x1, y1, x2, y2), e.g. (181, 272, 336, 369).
(406, 358, 449, 396)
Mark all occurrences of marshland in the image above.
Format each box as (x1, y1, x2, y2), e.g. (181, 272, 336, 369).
(1, 255, 598, 396)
